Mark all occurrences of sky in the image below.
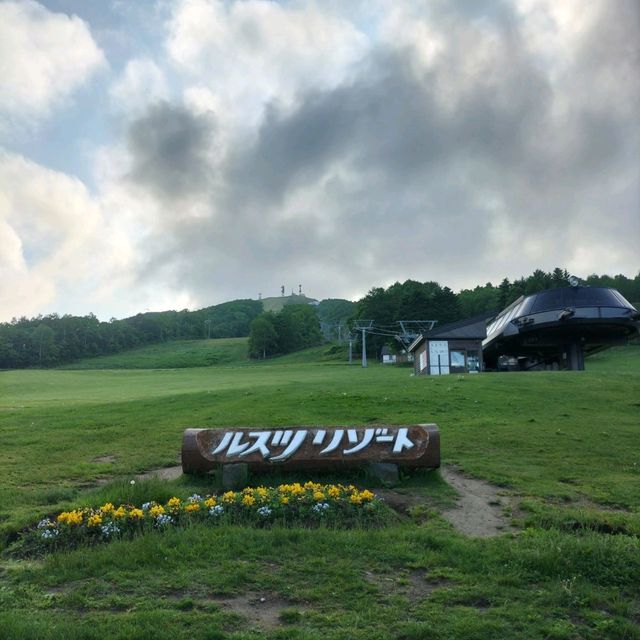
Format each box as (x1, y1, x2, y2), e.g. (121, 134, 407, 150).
(0, 0, 638, 322)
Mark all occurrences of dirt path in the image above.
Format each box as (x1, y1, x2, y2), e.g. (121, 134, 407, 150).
(439, 465, 516, 537)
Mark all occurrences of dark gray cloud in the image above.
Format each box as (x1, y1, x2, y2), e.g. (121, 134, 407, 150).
(125, 0, 639, 306)
(126, 101, 216, 200)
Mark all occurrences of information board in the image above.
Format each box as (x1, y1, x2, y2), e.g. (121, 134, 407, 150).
(428, 340, 450, 375)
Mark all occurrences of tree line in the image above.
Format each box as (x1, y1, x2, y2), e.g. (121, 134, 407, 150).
(0, 300, 262, 368)
(248, 305, 322, 359)
(2, 268, 638, 368)
(458, 269, 640, 318)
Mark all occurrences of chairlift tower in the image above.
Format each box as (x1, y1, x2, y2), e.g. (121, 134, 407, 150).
(396, 320, 437, 352)
(354, 320, 374, 367)
(347, 332, 356, 364)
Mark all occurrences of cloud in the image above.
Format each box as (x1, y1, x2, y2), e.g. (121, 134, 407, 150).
(0, 151, 133, 320)
(167, 0, 368, 126)
(120, 0, 638, 308)
(0, 0, 637, 321)
(126, 102, 217, 201)
(109, 58, 169, 113)
(0, 0, 105, 134)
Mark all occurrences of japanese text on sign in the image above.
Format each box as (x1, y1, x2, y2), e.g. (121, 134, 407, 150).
(211, 428, 415, 461)
(182, 424, 440, 473)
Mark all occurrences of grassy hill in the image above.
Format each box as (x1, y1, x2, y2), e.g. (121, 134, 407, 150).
(56, 339, 349, 370)
(0, 345, 638, 638)
(58, 337, 250, 370)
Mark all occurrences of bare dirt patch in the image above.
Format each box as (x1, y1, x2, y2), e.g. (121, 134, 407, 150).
(213, 591, 309, 630)
(92, 455, 117, 463)
(136, 465, 183, 481)
(365, 569, 453, 600)
(374, 489, 427, 515)
(440, 466, 516, 537)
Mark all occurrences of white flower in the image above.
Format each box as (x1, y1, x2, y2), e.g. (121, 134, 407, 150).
(257, 506, 272, 517)
(101, 523, 120, 538)
(155, 514, 174, 527)
(130, 480, 136, 485)
(209, 505, 224, 517)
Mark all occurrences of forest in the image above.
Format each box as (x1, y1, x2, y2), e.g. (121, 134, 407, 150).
(1, 269, 638, 368)
(0, 300, 263, 369)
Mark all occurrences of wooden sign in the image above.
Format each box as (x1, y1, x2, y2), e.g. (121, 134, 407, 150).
(182, 424, 440, 473)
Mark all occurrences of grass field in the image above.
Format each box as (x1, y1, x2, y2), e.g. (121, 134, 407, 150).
(58, 338, 250, 370)
(0, 342, 638, 639)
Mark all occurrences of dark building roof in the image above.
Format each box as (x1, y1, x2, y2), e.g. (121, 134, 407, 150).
(484, 286, 637, 345)
(408, 313, 491, 352)
(482, 286, 639, 369)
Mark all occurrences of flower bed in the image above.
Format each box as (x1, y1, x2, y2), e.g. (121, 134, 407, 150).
(16, 482, 389, 556)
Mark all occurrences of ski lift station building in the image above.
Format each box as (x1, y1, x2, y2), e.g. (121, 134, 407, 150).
(409, 285, 639, 374)
(409, 315, 489, 375)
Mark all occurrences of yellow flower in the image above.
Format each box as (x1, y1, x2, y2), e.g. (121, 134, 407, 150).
(328, 486, 341, 499)
(360, 490, 375, 502)
(204, 497, 217, 508)
(279, 496, 290, 505)
(150, 505, 165, 517)
(167, 497, 181, 509)
(185, 503, 200, 512)
(242, 494, 256, 507)
(87, 514, 102, 527)
(128, 508, 144, 519)
(100, 502, 115, 514)
(256, 487, 268, 501)
(57, 510, 83, 526)
(313, 491, 326, 502)
(113, 506, 126, 519)
(350, 493, 363, 505)
(222, 491, 236, 503)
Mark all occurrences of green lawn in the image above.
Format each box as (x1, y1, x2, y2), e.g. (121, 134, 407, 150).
(0, 342, 638, 639)
(57, 337, 250, 370)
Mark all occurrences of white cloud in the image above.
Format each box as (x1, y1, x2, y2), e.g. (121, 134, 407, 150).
(166, 0, 368, 127)
(0, 151, 134, 320)
(0, 0, 105, 133)
(109, 57, 169, 113)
